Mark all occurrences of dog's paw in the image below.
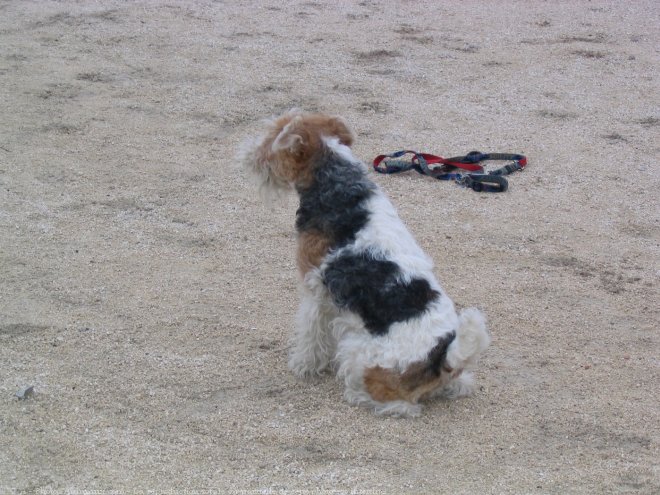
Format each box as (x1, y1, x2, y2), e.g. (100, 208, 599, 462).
(373, 400, 422, 418)
(288, 355, 328, 378)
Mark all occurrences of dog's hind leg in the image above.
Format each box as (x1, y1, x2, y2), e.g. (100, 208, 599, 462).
(288, 288, 335, 377)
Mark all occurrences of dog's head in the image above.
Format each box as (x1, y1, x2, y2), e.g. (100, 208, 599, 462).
(239, 110, 354, 194)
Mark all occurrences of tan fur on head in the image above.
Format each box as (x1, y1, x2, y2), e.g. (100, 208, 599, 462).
(239, 110, 354, 193)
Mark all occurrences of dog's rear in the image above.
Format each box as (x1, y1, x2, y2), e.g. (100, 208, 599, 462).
(358, 306, 489, 416)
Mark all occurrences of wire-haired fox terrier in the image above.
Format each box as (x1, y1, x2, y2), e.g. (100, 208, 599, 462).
(239, 110, 490, 416)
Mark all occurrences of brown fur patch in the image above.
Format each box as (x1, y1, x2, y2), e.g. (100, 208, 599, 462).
(363, 366, 405, 402)
(364, 363, 454, 404)
(300, 113, 354, 148)
(274, 149, 316, 188)
(297, 230, 333, 275)
(256, 112, 354, 188)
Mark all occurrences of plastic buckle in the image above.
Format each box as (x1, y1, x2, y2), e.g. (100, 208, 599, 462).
(461, 151, 486, 164)
(463, 174, 508, 192)
(489, 162, 520, 176)
(384, 159, 413, 173)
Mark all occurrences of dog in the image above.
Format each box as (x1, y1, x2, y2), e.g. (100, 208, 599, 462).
(239, 110, 490, 416)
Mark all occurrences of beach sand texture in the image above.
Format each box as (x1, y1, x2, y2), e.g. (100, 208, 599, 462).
(1, 1, 658, 493)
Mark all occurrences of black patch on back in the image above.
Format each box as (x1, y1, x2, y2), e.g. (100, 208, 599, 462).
(295, 149, 375, 248)
(323, 250, 440, 335)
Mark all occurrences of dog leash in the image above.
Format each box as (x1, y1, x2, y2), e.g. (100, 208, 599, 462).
(372, 150, 527, 192)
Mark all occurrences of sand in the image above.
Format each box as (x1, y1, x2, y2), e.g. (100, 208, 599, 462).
(1, 1, 658, 494)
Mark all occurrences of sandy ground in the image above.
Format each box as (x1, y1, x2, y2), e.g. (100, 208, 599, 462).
(1, 1, 658, 494)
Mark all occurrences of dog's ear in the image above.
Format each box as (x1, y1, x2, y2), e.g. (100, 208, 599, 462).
(329, 116, 354, 147)
(271, 116, 304, 153)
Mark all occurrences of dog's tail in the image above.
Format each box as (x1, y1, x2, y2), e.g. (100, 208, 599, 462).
(445, 308, 490, 372)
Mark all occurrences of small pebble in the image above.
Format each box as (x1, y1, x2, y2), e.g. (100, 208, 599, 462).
(16, 386, 35, 400)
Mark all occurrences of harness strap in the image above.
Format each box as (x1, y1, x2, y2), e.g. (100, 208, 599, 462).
(373, 150, 527, 193)
(373, 150, 485, 175)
